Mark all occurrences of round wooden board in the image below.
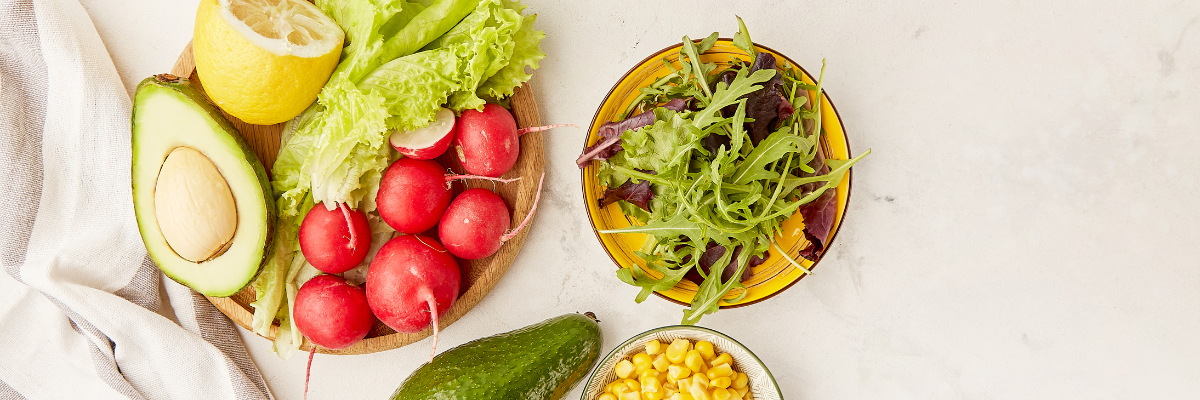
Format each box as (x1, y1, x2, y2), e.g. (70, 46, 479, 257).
(171, 43, 545, 355)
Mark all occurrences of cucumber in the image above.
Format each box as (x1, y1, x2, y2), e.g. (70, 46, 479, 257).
(390, 312, 603, 400)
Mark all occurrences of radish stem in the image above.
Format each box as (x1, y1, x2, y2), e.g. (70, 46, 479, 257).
(518, 123, 577, 136)
(303, 345, 316, 400)
(338, 203, 357, 251)
(427, 295, 439, 363)
(500, 173, 545, 243)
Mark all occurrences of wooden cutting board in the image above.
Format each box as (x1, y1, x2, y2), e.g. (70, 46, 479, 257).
(171, 43, 546, 355)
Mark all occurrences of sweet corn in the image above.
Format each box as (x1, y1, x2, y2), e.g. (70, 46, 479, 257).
(731, 373, 748, 390)
(642, 376, 662, 393)
(645, 339, 662, 355)
(604, 338, 751, 400)
(616, 359, 636, 379)
(663, 383, 678, 397)
(634, 353, 654, 370)
(707, 364, 733, 379)
(668, 364, 691, 380)
(684, 350, 706, 373)
(695, 341, 715, 361)
(666, 339, 690, 363)
(653, 354, 671, 372)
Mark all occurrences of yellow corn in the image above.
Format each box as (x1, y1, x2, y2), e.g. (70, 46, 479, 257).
(616, 359, 636, 379)
(600, 394, 618, 400)
(668, 364, 691, 380)
(645, 339, 663, 355)
(712, 387, 732, 400)
(606, 381, 625, 394)
(663, 383, 678, 397)
(692, 373, 710, 390)
(695, 341, 715, 361)
(653, 354, 671, 372)
(666, 339, 690, 363)
(711, 377, 731, 389)
(689, 386, 711, 400)
(624, 379, 640, 392)
(642, 376, 663, 393)
(614, 384, 632, 395)
(644, 391, 665, 400)
(727, 389, 743, 400)
(634, 353, 654, 370)
(672, 393, 695, 400)
(710, 353, 733, 367)
(735, 386, 749, 397)
(619, 389, 642, 400)
(641, 369, 663, 382)
(684, 350, 706, 373)
(675, 378, 690, 391)
(731, 373, 747, 390)
(707, 364, 733, 379)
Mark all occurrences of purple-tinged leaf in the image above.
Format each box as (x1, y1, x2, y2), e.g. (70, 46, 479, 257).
(600, 178, 654, 211)
(576, 98, 688, 168)
(796, 144, 837, 261)
(684, 242, 767, 284)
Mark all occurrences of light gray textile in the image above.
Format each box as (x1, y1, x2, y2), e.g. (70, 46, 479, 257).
(0, 0, 271, 398)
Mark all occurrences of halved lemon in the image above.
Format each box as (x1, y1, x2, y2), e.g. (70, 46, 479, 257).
(193, 0, 344, 125)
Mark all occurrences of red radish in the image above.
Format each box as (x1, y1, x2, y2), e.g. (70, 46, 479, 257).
(366, 235, 461, 360)
(390, 108, 456, 160)
(293, 274, 374, 399)
(299, 202, 371, 273)
(453, 103, 576, 177)
(439, 174, 545, 260)
(294, 274, 374, 350)
(376, 158, 519, 234)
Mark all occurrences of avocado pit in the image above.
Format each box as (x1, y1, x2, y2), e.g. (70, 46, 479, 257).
(154, 146, 238, 262)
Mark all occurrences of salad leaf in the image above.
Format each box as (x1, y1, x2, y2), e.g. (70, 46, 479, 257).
(477, 12, 545, 99)
(360, 48, 462, 130)
(581, 21, 870, 325)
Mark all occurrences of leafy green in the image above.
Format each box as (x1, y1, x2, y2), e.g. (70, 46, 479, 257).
(590, 21, 870, 325)
(250, 0, 546, 358)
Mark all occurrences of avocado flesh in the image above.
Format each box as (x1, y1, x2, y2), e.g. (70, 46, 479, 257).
(391, 313, 602, 400)
(132, 75, 274, 297)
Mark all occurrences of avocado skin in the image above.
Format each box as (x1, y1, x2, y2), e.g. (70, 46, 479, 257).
(391, 313, 603, 400)
(131, 74, 276, 295)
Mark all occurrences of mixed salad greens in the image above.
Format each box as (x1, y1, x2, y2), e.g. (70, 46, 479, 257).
(249, 0, 544, 357)
(577, 19, 869, 325)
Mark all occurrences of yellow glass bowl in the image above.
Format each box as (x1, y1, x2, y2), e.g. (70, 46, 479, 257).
(580, 39, 855, 308)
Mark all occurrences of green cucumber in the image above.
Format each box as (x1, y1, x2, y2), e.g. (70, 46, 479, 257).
(391, 312, 603, 400)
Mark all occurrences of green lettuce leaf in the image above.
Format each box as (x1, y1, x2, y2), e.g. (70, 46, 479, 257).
(476, 12, 544, 99)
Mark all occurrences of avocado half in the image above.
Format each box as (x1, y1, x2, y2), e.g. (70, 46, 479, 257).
(131, 74, 274, 297)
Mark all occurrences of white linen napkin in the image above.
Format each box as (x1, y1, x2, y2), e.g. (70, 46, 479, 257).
(0, 0, 272, 398)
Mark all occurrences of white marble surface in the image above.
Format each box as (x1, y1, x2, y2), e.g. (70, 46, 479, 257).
(81, 0, 1200, 398)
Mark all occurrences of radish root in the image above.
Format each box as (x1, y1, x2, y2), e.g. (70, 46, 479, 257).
(414, 235, 448, 253)
(500, 173, 545, 243)
(518, 123, 577, 136)
(338, 203, 358, 251)
(444, 173, 521, 186)
(426, 295, 439, 363)
(303, 345, 316, 400)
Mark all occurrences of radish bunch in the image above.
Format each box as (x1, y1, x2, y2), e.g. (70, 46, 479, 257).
(292, 103, 559, 370)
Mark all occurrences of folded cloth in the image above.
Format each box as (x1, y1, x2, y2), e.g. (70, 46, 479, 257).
(0, 0, 272, 399)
